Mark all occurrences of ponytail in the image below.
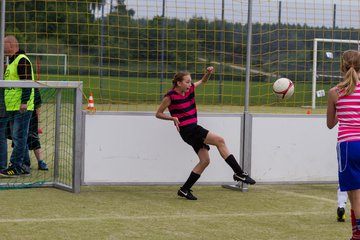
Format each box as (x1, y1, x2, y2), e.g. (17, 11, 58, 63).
(338, 50, 360, 96)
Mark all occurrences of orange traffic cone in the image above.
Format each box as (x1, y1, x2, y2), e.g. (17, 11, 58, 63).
(86, 92, 96, 111)
(306, 110, 312, 115)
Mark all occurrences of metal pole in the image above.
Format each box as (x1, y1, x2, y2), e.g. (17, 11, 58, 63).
(0, 0, 6, 80)
(218, 0, 224, 103)
(244, 0, 253, 113)
(312, 39, 318, 109)
(330, 4, 336, 87)
(333, 4, 336, 29)
(278, 1, 281, 26)
(239, 0, 254, 192)
(72, 84, 83, 193)
(222, 0, 253, 193)
(160, 0, 165, 100)
(277, 1, 281, 79)
(64, 55, 67, 75)
(54, 89, 62, 183)
(99, 0, 105, 99)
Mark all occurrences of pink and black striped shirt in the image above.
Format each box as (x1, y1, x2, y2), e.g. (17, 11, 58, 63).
(336, 84, 360, 142)
(165, 84, 197, 127)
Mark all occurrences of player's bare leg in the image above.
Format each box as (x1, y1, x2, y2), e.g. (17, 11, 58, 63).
(204, 132, 230, 159)
(34, 149, 48, 170)
(178, 148, 210, 200)
(204, 131, 255, 185)
(348, 190, 360, 239)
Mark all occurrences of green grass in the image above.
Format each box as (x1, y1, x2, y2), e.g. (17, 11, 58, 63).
(40, 74, 332, 112)
(0, 184, 350, 239)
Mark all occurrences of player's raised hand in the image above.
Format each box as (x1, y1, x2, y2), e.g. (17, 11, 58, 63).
(195, 66, 214, 87)
(207, 66, 214, 74)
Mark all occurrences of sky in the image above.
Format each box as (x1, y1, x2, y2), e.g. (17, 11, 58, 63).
(111, 0, 360, 28)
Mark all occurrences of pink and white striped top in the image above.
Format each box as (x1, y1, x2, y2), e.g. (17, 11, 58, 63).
(336, 84, 360, 142)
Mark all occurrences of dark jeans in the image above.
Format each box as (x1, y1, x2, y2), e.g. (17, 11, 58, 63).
(7, 111, 32, 171)
(0, 116, 7, 170)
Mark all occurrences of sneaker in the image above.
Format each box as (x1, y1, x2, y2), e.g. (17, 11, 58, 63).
(20, 166, 31, 176)
(0, 165, 21, 178)
(177, 188, 197, 200)
(337, 207, 346, 222)
(233, 172, 256, 185)
(38, 160, 48, 171)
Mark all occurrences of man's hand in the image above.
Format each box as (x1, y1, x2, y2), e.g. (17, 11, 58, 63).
(20, 103, 28, 113)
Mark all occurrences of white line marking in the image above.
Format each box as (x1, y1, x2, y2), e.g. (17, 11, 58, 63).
(0, 211, 326, 223)
(271, 189, 337, 204)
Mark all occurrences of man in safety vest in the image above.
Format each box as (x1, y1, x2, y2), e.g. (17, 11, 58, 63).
(0, 35, 34, 177)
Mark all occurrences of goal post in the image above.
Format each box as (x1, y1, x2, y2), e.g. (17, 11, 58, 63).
(312, 38, 360, 109)
(0, 80, 83, 193)
(27, 53, 68, 76)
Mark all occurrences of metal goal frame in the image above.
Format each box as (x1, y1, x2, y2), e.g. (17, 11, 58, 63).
(312, 38, 360, 109)
(0, 80, 83, 193)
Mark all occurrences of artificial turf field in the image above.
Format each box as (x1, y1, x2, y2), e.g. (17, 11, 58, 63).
(1, 184, 350, 239)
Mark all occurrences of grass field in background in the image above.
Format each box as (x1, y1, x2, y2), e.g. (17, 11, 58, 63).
(84, 103, 327, 114)
(41, 74, 331, 112)
(1, 184, 349, 240)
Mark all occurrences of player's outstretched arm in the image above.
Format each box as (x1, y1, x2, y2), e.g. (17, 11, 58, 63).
(194, 66, 214, 87)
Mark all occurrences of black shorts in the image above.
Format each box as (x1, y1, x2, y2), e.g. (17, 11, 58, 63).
(28, 111, 41, 150)
(179, 124, 210, 153)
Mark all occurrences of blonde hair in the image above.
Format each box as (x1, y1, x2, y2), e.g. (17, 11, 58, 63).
(338, 50, 360, 96)
(172, 71, 190, 88)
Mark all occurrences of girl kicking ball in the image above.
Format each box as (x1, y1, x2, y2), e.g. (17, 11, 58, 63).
(156, 66, 256, 200)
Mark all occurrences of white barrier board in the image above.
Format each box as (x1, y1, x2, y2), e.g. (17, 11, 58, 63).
(84, 113, 241, 184)
(84, 113, 339, 184)
(251, 115, 338, 182)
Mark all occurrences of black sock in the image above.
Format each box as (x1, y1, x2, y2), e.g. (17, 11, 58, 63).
(225, 154, 243, 174)
(182, 171, 200, 190)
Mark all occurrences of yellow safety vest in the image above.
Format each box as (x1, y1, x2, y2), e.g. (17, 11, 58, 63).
(4, 54, 35, 111)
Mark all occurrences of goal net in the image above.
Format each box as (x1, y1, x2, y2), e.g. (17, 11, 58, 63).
(4, 0, 360, 114)
(312, 38, 360, 109)
(0, 80, 82, 193)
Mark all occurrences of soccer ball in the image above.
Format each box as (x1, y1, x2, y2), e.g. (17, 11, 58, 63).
(273, 78, 294, 99)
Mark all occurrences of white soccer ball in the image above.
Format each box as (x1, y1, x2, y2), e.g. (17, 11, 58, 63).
(273, 78, 294, 99)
